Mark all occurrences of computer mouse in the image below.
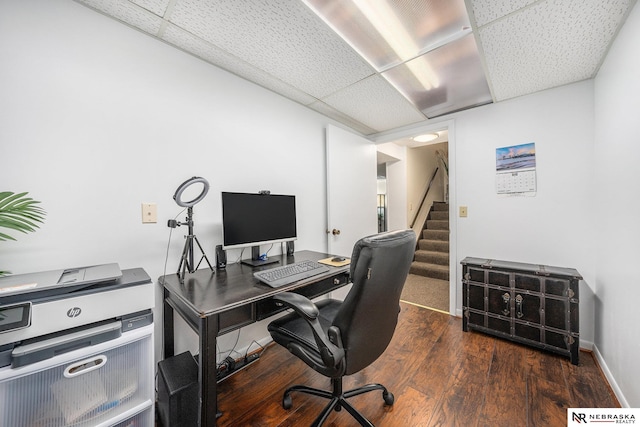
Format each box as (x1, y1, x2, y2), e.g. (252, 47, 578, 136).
(331, 257, 346, 262)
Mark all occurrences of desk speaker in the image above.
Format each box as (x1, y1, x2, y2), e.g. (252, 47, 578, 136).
(216, 244, 226, 269)
(157, 351, 198, 427)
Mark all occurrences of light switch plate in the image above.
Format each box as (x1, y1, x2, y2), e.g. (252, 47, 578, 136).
(459, 206, 468, 217)
(142, 203, 157, 223)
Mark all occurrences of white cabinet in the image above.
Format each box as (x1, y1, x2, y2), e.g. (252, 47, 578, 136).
(0, 323, 154, 427)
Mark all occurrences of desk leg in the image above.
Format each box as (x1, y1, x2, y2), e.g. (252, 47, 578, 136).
(199, 313, 220, 426)
(163, 288, 174, 358)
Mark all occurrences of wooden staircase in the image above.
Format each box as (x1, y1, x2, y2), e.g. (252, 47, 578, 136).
(410, 202, 449, 280)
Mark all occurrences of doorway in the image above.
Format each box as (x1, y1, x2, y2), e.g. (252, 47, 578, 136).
(377, 124, 455, 315)
(377, 163, 388, 232)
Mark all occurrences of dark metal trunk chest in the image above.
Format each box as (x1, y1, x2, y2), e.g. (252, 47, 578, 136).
(461, 257, 581, 365)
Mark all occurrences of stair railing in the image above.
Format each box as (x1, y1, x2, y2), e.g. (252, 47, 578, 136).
(409, 166, 439, 229)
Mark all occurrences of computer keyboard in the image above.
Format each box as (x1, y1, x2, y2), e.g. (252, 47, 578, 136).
(253, 260, 330, 288)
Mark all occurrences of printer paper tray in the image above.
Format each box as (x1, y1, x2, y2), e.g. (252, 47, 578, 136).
(11, 321, 122, 368)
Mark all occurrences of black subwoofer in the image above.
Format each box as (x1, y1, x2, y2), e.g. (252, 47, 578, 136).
(157, 351, 198, 427)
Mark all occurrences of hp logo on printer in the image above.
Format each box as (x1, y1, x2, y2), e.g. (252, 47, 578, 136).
(67, 307, 82, 318)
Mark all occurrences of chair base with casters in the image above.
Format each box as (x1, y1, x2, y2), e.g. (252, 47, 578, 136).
(282, 377, 394, 427)
(268, 230, 417, 427)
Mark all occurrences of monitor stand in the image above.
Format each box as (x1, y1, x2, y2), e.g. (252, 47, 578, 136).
(241, 246, 280, 267)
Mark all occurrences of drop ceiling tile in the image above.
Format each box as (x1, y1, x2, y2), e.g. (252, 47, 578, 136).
(162, 24, 317, 106)
(307, 101, 377, 135)
(322, 75, 426, 132)
(479, 0, 633, 101)
(130, 0, 171, 17)
(168, 0, 375, 99)
(76, 0, 163, 34)
(468, 0, 537, 27)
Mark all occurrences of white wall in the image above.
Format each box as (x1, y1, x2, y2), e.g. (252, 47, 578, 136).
(406, 142, 447, 224)
(593, 2, 640, 407)
(377, 142, 408, 232)
(451, 81, 596, 345)
(0, 0, 340, 361)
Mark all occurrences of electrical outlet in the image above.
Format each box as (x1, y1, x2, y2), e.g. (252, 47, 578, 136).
(459, 206, 468, 218)
(141, 203, 157, 223)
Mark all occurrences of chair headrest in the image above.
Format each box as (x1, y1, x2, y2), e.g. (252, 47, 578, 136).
(350, 229, 416, 277)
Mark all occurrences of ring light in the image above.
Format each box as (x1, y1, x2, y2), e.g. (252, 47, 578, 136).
(173, 176, 209, 207)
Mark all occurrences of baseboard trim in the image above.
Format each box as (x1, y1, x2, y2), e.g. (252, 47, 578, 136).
(580, 339, 594, 351)
(592, 343, 629, 408)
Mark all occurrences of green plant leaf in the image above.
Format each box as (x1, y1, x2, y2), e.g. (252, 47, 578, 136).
(0, 191, 46, 241)
(0, 231, 15, 241)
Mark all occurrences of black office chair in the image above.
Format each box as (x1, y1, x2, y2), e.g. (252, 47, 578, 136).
(267, 229, 416, 426)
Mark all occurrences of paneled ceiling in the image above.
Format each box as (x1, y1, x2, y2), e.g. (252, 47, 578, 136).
(75, 0, 636, 136)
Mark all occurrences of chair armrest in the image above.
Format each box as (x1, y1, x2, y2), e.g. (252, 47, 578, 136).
(273, 292, 319, 321)
(273, 292, 345, 370)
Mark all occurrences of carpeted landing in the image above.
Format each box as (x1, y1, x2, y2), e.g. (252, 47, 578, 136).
(400, 273, 449, 313)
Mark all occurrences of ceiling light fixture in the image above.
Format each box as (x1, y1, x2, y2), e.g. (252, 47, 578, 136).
(413, 133, 439, 143)
(350, 0, 439, 90)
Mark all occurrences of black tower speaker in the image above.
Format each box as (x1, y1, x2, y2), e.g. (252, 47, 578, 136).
(215, 244, 227, 269)
(286, 240, 295, 256)
(157, 351, 198, 427)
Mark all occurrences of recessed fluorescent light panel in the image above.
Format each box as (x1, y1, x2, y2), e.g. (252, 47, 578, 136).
(383, 33, 493, 117)
(303, 0, 493, 118)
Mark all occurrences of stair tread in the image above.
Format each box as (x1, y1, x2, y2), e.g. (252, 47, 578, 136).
(421, 231, 449, 241)
(415, 249, 448, 254)
(415, 249, 449, 257)
(426, 220, 449, 230)
(415, 249, 448, 255)
(410, 261, 450, 280)
(411, 202, 450, 280)
(419, 239, 450, 247)
(430, 215, 449, 221)
(414, 252, 448, 266)
(411, 261, 449, 270)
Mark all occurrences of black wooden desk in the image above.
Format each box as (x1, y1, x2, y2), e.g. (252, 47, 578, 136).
(160, 250, 350, 426)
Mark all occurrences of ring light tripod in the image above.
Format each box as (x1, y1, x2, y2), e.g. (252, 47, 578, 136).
(169, 177, 214, 283)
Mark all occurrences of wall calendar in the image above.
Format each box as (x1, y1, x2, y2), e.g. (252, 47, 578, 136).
(495, 142, 537, 196)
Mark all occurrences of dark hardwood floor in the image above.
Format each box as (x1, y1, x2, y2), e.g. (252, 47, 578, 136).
(215, 303, 619, 426)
